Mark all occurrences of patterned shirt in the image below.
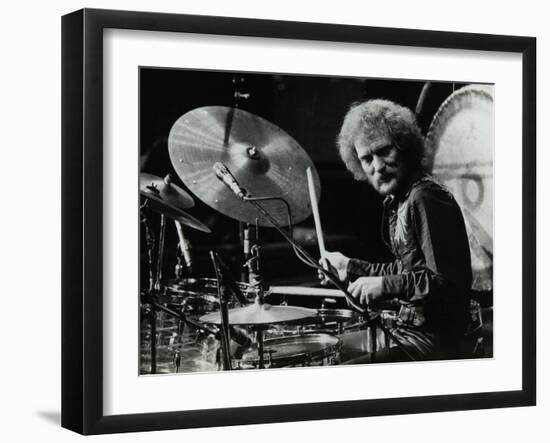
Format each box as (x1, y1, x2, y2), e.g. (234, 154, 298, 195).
(347, 175, 472, 349)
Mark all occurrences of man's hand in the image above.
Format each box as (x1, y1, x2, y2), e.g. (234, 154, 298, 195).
(347, 276, 384, 307)
(317, 251, 350, 285)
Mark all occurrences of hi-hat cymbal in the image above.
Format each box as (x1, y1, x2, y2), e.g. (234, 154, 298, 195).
(168, 106, 321, 227)
(199, 302, 317, 326)
(140, 173, 194, 210)
(140, 173, 211, 233)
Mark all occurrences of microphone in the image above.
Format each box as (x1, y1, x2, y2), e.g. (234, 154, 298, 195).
(174, 221, 193, 273)
(213, 162, 246, 199)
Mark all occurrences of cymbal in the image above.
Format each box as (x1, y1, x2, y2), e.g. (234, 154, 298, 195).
(199, 302, 317, 326)
(140, 173, 211, 233)
(168, 106, 321, 226)
(140, 173, 194, 210)
(155, 204, 212, 233)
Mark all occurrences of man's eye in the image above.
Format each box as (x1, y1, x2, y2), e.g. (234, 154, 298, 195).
(362, 156, 373, 164)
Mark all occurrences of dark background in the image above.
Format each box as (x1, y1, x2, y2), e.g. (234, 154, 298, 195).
(139, 68, 460, 291)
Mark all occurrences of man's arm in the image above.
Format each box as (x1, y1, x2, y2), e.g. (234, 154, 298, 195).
(347, 258, 404, 278)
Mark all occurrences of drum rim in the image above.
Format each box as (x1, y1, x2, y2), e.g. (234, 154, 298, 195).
(239, 333, 342, 365)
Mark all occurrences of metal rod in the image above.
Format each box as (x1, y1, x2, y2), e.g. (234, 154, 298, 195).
(140, 209, 156, 292)
(149, 308, 157, 374)
(257, 329, 265, 369)
(369, 324, 377, 363)
(150, 301, 218, 336)
(154, 213, 167, 291)
(210, 251, 232, 370)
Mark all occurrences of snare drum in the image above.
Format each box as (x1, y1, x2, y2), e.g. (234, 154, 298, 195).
(264, 308, 362, 339)
(237, 333, 341, 369)
(316, 308, 362, 333)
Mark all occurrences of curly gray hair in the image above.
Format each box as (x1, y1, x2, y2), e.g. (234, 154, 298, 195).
(337, 99, 424, 181)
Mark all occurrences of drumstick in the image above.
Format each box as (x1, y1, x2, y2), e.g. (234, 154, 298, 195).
(270, 286, 345, 298)
(306, 167, 326, 260)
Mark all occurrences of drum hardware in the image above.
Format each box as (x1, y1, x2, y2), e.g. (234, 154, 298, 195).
(139, 173, 215, 374)
(245, 243, 262, 289)
(209, 250, 249, 370)
(154, 213, 167, 291)
(173, 349, 181, 373)
(139, 173, 211, 291)
(174, 256, 185, 280)
(140, 207, 156, 292)
(149, 305, 157, 373)
(175, 220, 193, 275)
(241, 220, 262, 286)
(239, 222, 250, 282)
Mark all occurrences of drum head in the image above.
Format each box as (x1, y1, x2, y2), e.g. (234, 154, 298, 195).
(240, 333, 341, 367)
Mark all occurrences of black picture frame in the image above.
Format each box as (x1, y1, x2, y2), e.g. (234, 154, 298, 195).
(61, 8, 536, 435)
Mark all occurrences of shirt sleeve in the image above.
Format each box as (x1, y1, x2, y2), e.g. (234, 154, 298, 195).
(381, 186, 472, 302)
(347, 258, 404, 278)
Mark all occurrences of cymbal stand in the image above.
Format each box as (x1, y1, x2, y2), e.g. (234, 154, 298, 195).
(255, 327, 266, 369)
(140, 203, 156, 292)
(154, 213, 167, 291)
(210, 251, 233, 370)
(239, 222, 250, 282)
(139, 203, 169, 374)
(140, 204, 158, 373)
(240, 221, 271, 368)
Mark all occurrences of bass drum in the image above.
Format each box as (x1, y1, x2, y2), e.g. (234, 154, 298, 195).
(424, 84, 494, 291)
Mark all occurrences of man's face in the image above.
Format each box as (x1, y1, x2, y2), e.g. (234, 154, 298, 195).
(354, 133, 408, 196)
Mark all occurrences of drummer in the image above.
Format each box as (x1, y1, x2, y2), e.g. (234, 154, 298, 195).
(320, 99, 472, 363)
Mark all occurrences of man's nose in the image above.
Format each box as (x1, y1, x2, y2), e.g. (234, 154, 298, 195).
(372, 155, 385, 172)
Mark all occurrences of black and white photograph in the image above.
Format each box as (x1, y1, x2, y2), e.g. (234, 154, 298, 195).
(138, 69, 494, 375)
(0, 0, 540, 440)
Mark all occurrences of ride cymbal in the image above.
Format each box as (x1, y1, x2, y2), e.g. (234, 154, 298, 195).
(168, 106, 321, 226)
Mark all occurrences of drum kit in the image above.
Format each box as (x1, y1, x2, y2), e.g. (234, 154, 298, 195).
(139, 105, 383, 374)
